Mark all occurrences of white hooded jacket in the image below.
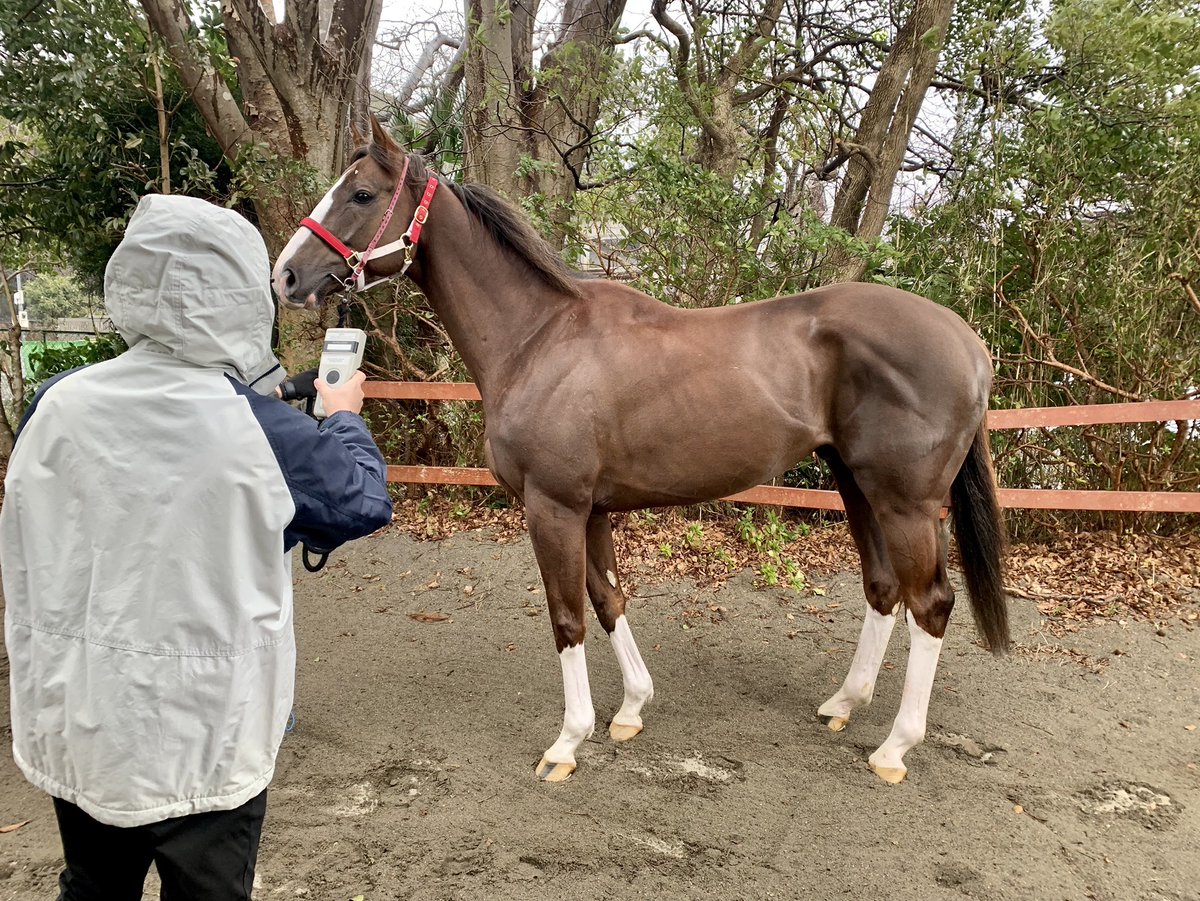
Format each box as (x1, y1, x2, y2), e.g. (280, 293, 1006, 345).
(2, 195, 392, 827)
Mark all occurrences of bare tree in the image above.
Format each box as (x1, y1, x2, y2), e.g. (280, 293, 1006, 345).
(0, 263, 26, 457)
(139, 0, 381, 244)
(824, 0, 956, 282)
(651, 0, 787, 180)
(138, 0, 384, 365)
(461, 0, 628, 242)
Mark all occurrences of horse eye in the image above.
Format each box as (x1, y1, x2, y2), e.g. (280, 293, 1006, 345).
(352, 190, 373, 204)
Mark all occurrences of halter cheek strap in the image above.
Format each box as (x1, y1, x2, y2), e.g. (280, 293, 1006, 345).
(367, 176, 439, 280)
(299, 157, 440, 292)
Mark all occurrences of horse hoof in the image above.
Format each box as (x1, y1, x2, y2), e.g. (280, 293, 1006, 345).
(609, 721, 643, 742)
(822, 715, 849, 733)
(536, 757, 576, 783)
(869, 762, 907, 784)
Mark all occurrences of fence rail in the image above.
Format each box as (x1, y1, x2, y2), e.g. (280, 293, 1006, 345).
(363, 383, 1200, 514)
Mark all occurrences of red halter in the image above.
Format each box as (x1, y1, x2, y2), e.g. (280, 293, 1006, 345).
(299, 155, 439, 292)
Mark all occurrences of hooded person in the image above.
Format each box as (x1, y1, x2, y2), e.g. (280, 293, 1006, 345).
(1, 194, 393, 900)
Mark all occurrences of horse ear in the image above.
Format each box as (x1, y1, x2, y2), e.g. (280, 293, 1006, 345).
(369, 113, 401, 154)
(350, 118, 366, 148)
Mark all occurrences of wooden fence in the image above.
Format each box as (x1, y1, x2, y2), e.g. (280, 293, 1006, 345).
(363, 384, 1200, 514)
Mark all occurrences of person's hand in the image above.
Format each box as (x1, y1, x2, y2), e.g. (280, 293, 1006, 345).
(316, 370, 367, 417)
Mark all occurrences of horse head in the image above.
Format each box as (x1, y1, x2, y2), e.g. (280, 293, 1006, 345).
(273, 117, 429, 310)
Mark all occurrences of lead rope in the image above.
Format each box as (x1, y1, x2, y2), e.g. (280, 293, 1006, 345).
(303, 546, 331, 573)
(301, 296, 352, 575)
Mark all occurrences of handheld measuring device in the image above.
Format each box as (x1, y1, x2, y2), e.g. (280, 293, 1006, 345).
(313, 327, 367, 419)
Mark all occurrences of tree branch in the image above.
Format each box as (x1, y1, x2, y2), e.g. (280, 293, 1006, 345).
(994, 266, 1145, 403)
(720, 0, 784, 90)
(396, 33, 461, 110)
(651, 0, 722, 140)
(138, 0, 252, 161)
(615, 28, 669, 51)
(1169, 272, 1200, 316)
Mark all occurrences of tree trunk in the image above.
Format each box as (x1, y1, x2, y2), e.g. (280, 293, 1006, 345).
(0, 274, 26, 460)
(462, 0, 627, 245)
(139, 0, 382, 368)
(652, 0, 785, 181)
(462, 0, 533, 197)
(825, 0, 955, 283)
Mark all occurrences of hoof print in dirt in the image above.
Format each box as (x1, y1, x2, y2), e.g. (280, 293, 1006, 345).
(935, 861, 982, 890)
(622, 748, 745, 791)
(327, 753, 452, 816)
(437, 847, 493, 877)
(931, 731, 1005, 766)
(1076, 781, 1181, 829)
(331, 781, 380, 817)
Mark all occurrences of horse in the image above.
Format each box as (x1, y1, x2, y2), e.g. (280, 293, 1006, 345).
(273, 118, 1009, 785)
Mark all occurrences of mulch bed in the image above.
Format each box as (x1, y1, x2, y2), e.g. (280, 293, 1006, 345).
(387, 494, 1200, 632)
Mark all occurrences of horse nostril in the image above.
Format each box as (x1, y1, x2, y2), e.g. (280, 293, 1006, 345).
(282, 267, 298, 292)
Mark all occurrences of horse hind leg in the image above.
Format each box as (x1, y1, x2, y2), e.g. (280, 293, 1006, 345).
(867, 508, 955, 784)
(816, 449, 900, 732)
(585, 513, 654, 742)
(525, 490, 596, 783)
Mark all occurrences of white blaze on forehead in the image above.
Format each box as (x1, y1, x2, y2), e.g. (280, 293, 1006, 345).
(272, 170, 351, 280)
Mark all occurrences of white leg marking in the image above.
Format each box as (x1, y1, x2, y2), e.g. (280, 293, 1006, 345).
(272, 171, 348, 281)
(818, 606, 897, 725)
(609, 615, 654, 732)
(868, 610, 944, 779)
(541, 643, 595, 767)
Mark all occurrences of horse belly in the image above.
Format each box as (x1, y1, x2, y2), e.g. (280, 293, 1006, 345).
(595, 406, 823, 512)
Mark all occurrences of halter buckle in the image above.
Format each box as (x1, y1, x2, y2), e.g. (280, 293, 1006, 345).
(399, 243, 416, 276)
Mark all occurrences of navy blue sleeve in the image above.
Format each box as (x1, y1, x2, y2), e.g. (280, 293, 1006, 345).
(230, 378, 393, 552)
(14, 365, 90, 441)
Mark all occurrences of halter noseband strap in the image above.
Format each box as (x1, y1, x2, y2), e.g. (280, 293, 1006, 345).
(299, 155, 440, 293)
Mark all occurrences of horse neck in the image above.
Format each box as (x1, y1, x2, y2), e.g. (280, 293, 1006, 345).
(408, 198, 573, 394)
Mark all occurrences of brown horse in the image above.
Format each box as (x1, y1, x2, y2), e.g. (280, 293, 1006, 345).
(274, 120, 1009, 784)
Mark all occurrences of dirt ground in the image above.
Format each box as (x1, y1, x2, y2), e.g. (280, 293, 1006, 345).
(2, 522, 1198, 901)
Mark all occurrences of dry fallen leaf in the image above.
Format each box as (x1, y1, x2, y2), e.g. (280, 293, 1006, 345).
(1, 819, 31, 833)
(408, 611, 451, 624)
(388, 496, 1200, 626)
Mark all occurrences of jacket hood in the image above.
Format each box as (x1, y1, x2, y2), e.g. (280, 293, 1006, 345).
(104, 194, 284, 394)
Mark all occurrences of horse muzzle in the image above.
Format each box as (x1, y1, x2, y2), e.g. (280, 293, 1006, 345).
(273, 265, 330, 311)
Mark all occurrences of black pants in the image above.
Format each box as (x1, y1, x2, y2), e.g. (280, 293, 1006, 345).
(52, 790, 267, 901)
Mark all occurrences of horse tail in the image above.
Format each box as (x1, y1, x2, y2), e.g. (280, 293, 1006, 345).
(950, 420, 1011, 655)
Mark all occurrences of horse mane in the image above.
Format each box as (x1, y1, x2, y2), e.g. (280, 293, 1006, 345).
(354, 145, 582, 298)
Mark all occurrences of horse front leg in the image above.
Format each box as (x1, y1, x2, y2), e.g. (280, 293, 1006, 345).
(525, 489, 595, 783)
(866, 509, 954, 784)
(816, 451, 899, 731)
(585, 513, 653, 742)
